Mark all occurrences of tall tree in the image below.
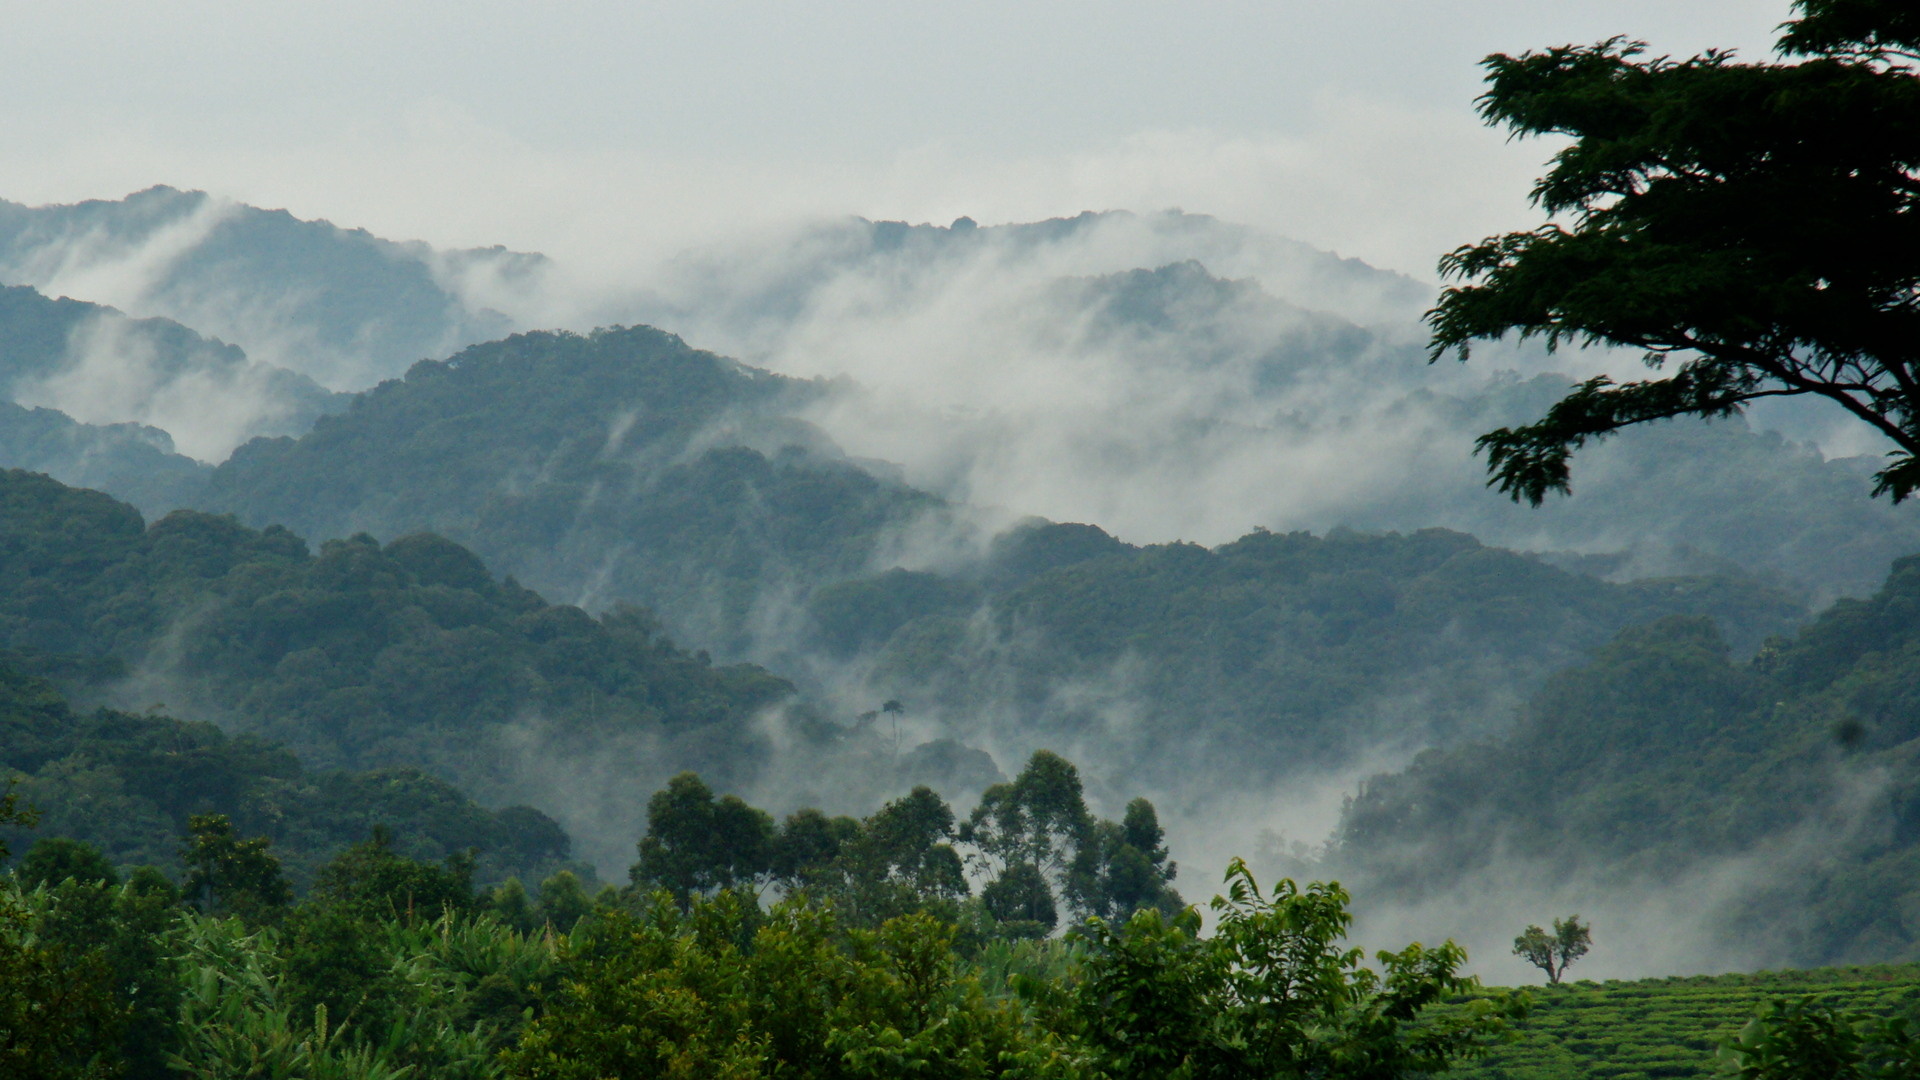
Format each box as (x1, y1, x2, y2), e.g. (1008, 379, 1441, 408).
(630, 772, 775, 907)
(1429, 0, 1920, 502)
(961, 750, 1095, 930)
(179, 814, 291, 921)
(1068, 797, 1182, 923)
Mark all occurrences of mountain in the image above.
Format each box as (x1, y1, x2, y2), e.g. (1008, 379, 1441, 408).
(0, 468, 830, 868)
(606, 223, 1920, 606)
(814, 522, 1807, 808)
(0, 401, 210, 518)
(0, 662, 571, 888)
(1332, 556, 1920, 968)
(204, 324, 947, 656)
(0, 283, 339, 463)
(0, 186, 539, 390)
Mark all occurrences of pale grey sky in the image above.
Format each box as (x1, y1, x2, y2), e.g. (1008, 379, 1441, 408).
(1, 1, 1792, 277)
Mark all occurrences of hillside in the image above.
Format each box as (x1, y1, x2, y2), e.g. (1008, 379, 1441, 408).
(204, 324, 947, 656)
(1455, 965, 1920, 1080)
(0, 185, 536, 389)
(0, 399, 210, 516)
(612, 215, 1920, 605)
(0, 662, 572, 888)
(1335, 556, 1920, 965)
(0, 282, 339, 463)
(831, 523, 1807, 803)
(0, 467, 832, 867)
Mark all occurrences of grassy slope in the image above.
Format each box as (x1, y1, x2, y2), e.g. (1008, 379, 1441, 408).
(1454, 965, 1920, 1079)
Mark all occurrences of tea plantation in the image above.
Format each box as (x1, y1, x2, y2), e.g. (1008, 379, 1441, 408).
(1454, 965, 1920, 1079)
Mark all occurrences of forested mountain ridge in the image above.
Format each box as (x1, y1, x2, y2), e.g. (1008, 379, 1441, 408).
(0, 399, 209, 517)
(1335, 555, 1920, 965)
(0, 185, 536, 389)
(204, 323, 948, 656)
(820, 521, 1807, 801)
(0, 662, 573, 887)
(0, 283, 339, 467)
(0, 467, 815, 867)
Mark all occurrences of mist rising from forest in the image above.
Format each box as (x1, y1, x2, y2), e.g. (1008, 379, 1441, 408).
(5, 190, 1917, 979)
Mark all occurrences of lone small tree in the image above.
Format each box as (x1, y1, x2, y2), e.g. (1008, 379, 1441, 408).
(1514, 915, 1593, 984)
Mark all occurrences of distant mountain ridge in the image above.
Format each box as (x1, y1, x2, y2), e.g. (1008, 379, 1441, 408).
(0, 185, 541, 390)
(0, 283, 340, 463)
(1333, 554, 1920, 968)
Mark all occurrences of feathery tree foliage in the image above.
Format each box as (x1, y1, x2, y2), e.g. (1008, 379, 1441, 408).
(1430, 0, 1920, 502)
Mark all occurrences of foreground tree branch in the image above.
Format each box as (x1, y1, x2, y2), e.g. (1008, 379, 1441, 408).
(1429, 0, 1920, 502)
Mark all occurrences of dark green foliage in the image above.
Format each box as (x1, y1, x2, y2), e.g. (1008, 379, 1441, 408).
(179, 814, 292, 920)
(1722, 996, 1919, 1079)
(0, 899, 127, 1079)
(536, 870, 596, 932)
(630, 772, 777, 907)
(205, 325, 945, 657)
(874, 525, 1803, 793)
(27, 876, 184, 1080)
(20, 838, 118, 889)
(806, 569, 980, 657)
(0, 776, 37, 862)
(1428, 2, 1920, 502)
(769, 787, 971, 929)
(1071, 861, 1522, 1080)
(981, 863, 1057, 935)
(0, 662, 572, 890)
(1068, 798, 1182, 925)
(508, 892, 1078, 1080)
(0, 467, 795, 859)
(963, 751, 1100, 934)
(308, 825, 475, 920)
(1339, 555, 1920, 962)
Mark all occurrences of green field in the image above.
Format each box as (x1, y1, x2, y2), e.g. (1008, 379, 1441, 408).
(1452, 965, 1920, 1079)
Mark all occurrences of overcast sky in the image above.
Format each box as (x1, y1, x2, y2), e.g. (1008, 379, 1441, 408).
(2, 1, 1791, 278)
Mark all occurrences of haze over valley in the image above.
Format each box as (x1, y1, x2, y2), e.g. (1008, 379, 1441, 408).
(0, 175, 1913, 982)
(4, 5, 1918, 1076)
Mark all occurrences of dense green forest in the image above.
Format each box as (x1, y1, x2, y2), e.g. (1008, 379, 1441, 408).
(1335, 555, 1920, 965)
(0, 663, 570, 888)
(170, 323, 1817, 805)
(0, 467, 830, 865)
(204, 324, 943, 658)
(837, 521, 1804, 789)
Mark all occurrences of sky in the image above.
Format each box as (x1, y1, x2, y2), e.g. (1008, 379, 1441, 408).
(2, 1, 1792, 280)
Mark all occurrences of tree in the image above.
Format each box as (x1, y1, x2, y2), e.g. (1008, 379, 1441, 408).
(1073, 859, 1523, 1079)
(19, 838, 119, 890)
(1067, 797, 1182, 924)
(1513, 915, 1592, 984)
(178, 814, 291, 921)
(1720, 996, 1920, 1079)
(961, 750, 1094, 931)
(0, 898, 127, 1080)
(1428, 1, 1920, 502)
(630, 773, 775, 907)
(307, 826, 475, 921)
(0, 777, 39, 863)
